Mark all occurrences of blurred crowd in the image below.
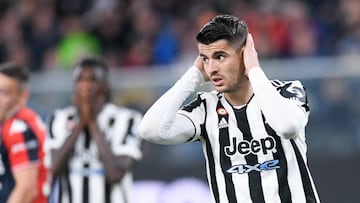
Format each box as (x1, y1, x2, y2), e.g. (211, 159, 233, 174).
(1, 0, 360, 72)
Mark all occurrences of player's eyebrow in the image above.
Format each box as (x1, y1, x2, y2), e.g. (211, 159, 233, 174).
(199, 50, 228, 59)
(212, 50, 228, 57)
(199, 53, 208, 59)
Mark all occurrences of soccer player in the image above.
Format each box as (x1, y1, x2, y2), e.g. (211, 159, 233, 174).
(0, 62, 49, 203)
(139, 14, 320, 203)
(45, 57, 143, 203)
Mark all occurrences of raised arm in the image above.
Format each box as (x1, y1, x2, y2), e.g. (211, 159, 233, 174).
(139, 59, 206, 144)
(244, 34, 308, 139)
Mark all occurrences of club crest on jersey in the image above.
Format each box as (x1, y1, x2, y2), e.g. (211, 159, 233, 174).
(217, 108, 228, 116)
(218, 117, 229, 129)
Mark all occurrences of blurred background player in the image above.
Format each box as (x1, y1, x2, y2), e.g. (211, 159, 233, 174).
(44, 57, 143, 203)
(0, 62, 48, 203)
(140, 14, 320, 202)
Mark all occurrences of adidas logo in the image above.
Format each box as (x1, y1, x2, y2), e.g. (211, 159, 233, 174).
(218, 117, 229, 129)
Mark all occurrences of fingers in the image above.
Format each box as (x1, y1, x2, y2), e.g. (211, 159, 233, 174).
(243, 33, 260, 75)
(193, 56, 203, 69)
(193, 56, 210, 81)
(246, 33, 256, 52)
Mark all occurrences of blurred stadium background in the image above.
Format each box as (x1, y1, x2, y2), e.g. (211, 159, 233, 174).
(1, 0, 360, 202)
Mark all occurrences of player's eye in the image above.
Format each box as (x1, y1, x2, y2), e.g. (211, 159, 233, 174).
(203, 57, 209, 64)
(214, 54, 225, 61)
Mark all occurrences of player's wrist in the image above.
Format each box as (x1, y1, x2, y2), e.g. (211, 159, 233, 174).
(247, 66, 261, 76)
(190, 66, 206, 83)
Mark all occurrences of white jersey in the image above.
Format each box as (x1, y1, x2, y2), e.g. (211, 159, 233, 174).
(180, 86, 317, 203)
(139, 66, 320, 203)
(46, 103, 143, 203)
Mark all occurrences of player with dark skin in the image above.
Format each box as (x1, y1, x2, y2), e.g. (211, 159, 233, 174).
(50, 64, 134, 184)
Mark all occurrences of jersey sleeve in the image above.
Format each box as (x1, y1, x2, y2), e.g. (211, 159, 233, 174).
(110, 111, 143, 160)
(45, 110, 72, 150)
(248, 67, 309, 139)
(43, 110, 74, 168)
(271, 79, 309, 113)
(139, 66, 205, 144)
(178, 93, 207, 142)
(4, 120, 41, 171)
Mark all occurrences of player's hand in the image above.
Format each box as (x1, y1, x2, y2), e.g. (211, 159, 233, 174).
(193, 55, 210, 81)
(243, 33, 260, 76)
(72, 93, 94, 126)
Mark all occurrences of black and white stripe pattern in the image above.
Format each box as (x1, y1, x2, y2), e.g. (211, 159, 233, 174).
(180, 80, 320, 203)
(46, 103, 142, 203)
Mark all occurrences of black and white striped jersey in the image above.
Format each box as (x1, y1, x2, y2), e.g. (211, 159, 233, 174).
(179, 79, 319, 203)
(139, 66, 320, 203)
(45, 103, 143, 203)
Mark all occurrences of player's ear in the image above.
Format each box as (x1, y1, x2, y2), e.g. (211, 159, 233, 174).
(239, 33, 247, 54)
(238, 46, 245, 61)
(243, 34, 248, 47)
(19, 89, 29, 107)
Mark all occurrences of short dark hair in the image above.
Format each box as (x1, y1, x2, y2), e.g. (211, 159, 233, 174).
(72, 57, 109, 82)
(0, 62, 30, 89)
(196, 14, 248, 50)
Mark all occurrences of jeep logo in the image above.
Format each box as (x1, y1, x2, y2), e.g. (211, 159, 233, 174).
(224, 136, 277, 156)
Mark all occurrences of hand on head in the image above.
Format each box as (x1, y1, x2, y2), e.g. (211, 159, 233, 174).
(193, 56, 210, 81)
(243, 33, 260, 76)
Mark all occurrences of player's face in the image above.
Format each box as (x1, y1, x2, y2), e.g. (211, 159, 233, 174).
(0, 73, 25, 122)
(73, 67, 103, 99)
(198, 39, 245, 93)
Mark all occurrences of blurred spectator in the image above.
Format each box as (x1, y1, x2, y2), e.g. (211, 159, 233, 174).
(0, 0, 359, 70)
(89, 1, 133, 68)
(281, 0, 319, 57)
(0, 10, 29, 66)
(175, 3, 218, 61)
(54, 0, 91, 17)
(153, 24, 179, 65)
(309, 0, 341, 55)
(122, 35, 154, 67)
(24, 4, 60, 71)
(121, 2, 159, 68)
(240, 0, 290, 58)
(335, 0, 360, 56)
(7, 41, 31, 68)
(55, 14, 102, 70)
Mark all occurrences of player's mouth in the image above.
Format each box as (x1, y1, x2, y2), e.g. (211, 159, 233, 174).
(211, 76, 224, 86)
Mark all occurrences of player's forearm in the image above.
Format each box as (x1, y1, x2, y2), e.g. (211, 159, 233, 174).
(248, 67, 307, 138)
(139, 66, 203, 143)
(7, 186, 37, 203)
(51, 123, 83, 176)
(88, 121, 128, 183)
